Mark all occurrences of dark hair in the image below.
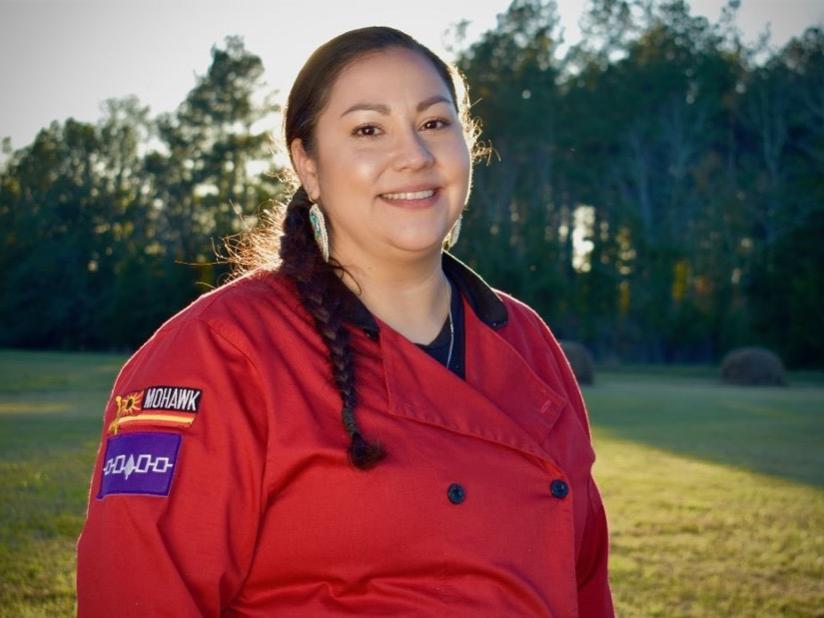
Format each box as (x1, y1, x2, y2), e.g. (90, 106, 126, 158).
(230, 26, 482, 469)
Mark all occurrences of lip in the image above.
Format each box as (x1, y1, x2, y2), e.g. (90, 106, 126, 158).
(378, 187, 441, 209)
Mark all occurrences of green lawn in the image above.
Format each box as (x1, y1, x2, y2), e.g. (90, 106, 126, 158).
(0, 350, 822, 616)
(586, 370, 824, 617)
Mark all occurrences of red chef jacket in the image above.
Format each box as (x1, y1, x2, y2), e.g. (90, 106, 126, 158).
(76, 251, 614, 617)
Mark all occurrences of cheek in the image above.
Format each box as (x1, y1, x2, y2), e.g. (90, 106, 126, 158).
(445, 140, 471, 189)
(320, 147, 387, 194)
(351, 155, 385, 189)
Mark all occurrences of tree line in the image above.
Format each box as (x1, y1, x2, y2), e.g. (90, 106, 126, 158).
(1, 0, 821, 367)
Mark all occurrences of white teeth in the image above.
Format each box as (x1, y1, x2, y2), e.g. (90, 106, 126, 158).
(381, 189, 436, 200)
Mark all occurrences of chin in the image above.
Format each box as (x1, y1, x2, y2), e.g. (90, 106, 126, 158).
(387, 232, 449, 255)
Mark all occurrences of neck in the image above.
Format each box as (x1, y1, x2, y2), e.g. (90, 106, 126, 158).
(334, 246, 451, 344)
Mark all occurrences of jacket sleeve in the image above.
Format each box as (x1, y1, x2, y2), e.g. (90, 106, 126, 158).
(575, 477, 615, 616)
(76, 317, 269, 617)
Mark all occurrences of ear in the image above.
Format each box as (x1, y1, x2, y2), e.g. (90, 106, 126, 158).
(290, 138, 321, 202)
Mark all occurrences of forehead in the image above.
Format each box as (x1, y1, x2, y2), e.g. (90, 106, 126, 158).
(323, 47, 453, 114)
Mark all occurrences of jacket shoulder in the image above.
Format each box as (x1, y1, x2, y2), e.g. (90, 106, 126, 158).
(493, 289, 557, 340)
(156, 268, 297, 331)
(493, 288, 593, 439)
(117, 269, 301, 378)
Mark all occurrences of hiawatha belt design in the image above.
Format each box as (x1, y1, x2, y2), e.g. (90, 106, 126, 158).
(107, 385, 202, 434)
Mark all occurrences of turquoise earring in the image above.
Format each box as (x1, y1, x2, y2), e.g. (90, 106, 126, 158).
(308, 203, 330, 262)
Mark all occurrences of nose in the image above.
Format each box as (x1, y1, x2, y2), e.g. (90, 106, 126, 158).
(392, 126, 435, 171)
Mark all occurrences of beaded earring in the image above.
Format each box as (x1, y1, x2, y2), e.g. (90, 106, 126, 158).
(308, 202, 330, 262)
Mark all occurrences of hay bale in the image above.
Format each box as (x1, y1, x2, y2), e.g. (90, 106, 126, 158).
(720, 347, 787, 386)
(560, 340, 595, 385)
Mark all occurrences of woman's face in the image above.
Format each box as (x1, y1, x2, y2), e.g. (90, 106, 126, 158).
(292, 47, 471, 267)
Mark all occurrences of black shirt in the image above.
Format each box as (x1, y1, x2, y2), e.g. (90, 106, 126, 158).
(415, 273, 466, 380)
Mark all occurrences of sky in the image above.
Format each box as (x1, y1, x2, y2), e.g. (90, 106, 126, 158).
(1, 0, 822, 159)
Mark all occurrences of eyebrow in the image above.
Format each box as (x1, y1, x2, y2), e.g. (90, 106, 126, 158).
(340, 95, 452, 118)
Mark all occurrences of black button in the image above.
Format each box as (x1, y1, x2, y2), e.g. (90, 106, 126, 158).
(550, 479, 568, 499)
(447, 483, 466, 505)
(364, 329, 379, 341)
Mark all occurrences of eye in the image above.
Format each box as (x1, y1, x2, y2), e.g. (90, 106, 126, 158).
(422, 118, 452, 131)
(352, 124, 382, 138)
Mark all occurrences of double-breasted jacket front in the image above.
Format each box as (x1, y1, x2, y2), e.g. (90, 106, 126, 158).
(76, 252, 614, 617)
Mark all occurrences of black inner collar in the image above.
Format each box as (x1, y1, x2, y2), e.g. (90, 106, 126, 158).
(337, 251, 508, 340)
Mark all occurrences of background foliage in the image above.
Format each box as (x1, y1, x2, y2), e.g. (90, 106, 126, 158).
(1, 0, 821, 367)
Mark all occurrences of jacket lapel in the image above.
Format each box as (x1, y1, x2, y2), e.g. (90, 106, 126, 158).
(375, 294, 567, 466)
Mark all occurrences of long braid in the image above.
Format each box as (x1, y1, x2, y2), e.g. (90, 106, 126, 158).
(279, 186, 386, 470)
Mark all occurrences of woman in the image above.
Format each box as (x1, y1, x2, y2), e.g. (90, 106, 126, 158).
(76, 26, 614, 617)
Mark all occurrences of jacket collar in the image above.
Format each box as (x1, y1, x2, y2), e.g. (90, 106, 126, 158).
(340, 251, 508, 338)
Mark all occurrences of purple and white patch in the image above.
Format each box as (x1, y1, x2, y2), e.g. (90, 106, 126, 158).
(97, 432, 182, 499)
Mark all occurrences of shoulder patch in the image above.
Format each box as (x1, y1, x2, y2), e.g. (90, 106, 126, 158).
(97, 432, 182, 499)
(108, 385, 202, 434)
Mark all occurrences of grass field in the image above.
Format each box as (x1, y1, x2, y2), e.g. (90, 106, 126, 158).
(0, 349, 822, 617)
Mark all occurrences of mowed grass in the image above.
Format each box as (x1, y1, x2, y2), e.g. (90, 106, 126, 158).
(0, 350, 122, 618)
(584, 369, 824, 617)
(0, 350, 822, 616)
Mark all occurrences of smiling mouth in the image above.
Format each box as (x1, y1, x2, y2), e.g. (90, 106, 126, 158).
(380, 188, 438, 201)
